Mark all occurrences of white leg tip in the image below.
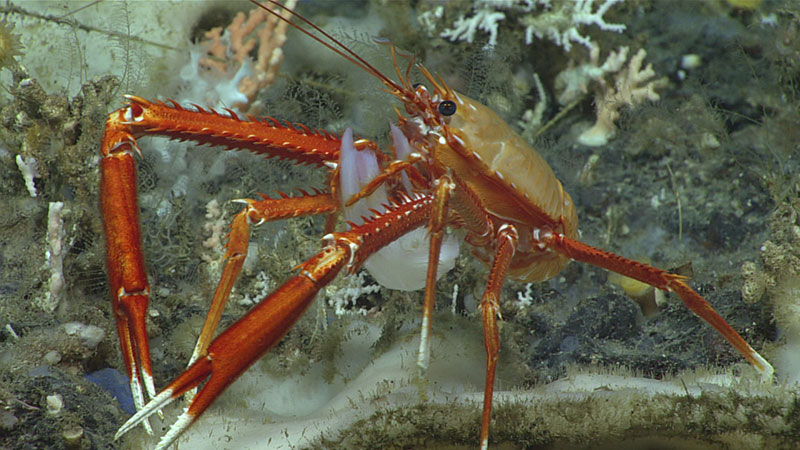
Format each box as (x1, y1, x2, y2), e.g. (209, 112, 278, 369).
(751, 350, 774, 382)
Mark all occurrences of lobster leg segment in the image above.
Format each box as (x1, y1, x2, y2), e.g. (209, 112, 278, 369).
(189, 191, 338, 367)
(187, 211, 250, 368)
(100, 115, 156, 433)
(417, 176, 455, 374)
(478, 224, 518, 450)
(250, 190, 338, 221)
(344, 156, 423, 207)
(667, 278, 773, 378)
(544, 230, 774, 380)
(116, 194, 435, 449)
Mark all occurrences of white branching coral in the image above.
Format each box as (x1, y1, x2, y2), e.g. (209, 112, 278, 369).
(439, 0, 626, 51)
(554, 45, 630, 106)
(201, 198, 226, 281)
(326, 271, 380, 317)
(201, 199, 226, 255)
(524, 0, 626, 51)
(433, 0, 661, 147)
(440, 3, 506, 47)
(15, 154, 39, 197)
(42, 202, 67, 312)
(576, 47, 668, 146)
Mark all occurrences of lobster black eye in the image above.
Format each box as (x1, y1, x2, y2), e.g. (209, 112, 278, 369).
(412, 83, 422, 90)
(438, 100, 456, 116)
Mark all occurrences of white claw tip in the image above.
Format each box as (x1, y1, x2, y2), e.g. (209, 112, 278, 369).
(153, 409, 195, 450)
(116, 388, 175, 441)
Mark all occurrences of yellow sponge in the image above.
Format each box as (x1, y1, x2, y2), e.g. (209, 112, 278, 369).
(609, 271, 659, 317)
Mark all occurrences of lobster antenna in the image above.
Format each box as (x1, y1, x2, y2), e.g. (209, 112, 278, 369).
(248, 0, 404, 92)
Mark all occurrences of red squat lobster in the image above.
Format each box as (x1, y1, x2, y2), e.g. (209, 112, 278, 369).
(100, 1, 773, 448)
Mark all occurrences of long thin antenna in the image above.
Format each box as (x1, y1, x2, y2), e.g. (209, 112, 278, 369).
(247, 0, 403, 92)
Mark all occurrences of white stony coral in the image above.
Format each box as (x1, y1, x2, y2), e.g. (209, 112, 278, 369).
(439, 0, 626, 52)
(521, 0, 626, 51)
(440, 5, 506, 47)
(555, 45, 629, 105)
(578, 48, 668, 147)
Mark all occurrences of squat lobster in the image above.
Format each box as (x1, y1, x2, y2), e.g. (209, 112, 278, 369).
(102, 1, 774, 448)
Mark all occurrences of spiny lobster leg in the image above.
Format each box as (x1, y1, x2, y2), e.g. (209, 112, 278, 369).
(188, 190, 338, 367)
(116, 193, 434, 450)
(250, 190, 338, 221)
(543, 229, 774, 379)
(479, 224, 519, 450)
(100, 112, 156, 433)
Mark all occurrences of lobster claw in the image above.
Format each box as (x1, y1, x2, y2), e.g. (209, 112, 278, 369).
(115, 246, 350, 449)
(112, 289, 158, 434)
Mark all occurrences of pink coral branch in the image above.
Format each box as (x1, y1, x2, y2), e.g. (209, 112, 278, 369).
(198, 0, 298, 112)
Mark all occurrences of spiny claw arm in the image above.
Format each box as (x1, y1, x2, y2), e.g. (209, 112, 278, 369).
(116, 273, 335, 449)
(120, 95, 344, 167)
(543, 230, 774, 380)
(100, 94, 346, 432)
(251, 189, 339, 221)
(117, 193, 434, 449)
